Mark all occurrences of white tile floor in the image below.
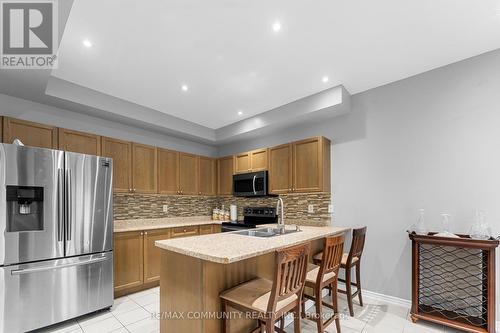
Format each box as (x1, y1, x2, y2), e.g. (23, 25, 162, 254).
(34, 286, 463, 333)
(33, 287, 160, 333)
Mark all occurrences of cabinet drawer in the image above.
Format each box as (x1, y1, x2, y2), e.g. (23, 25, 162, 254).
(171, 226, 199, 238)
(199, 225, 213, 235)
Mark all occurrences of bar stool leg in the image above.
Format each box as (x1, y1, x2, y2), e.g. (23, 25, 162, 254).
(293, 304, 301, 333)
(315, 288, 324, 333)
(332, 284, 341, 333)
(221, 299, 229, 333)
(355, 263, 363, 307)
(345, 268, 354, 317)
(265, 319, 274, 333)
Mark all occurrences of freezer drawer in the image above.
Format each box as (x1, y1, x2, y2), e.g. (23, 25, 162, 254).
(0, 252, 113, 333)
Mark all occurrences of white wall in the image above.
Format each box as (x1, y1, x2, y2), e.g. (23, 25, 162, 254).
(218, 48, 500, 312)
(0, 93, 218, 157)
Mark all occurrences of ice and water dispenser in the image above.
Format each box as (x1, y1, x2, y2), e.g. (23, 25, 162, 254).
(6, 186, 44, 232)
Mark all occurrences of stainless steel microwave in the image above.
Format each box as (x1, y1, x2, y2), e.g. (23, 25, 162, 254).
(233, 171, 268, 197)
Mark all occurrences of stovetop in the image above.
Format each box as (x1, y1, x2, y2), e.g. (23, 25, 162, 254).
(221, 206, 277, 231)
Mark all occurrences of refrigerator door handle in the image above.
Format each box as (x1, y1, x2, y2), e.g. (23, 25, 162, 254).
(10, 256, 108, 275)
(57, 169, 64, 242)
(65, 169, 72, 241)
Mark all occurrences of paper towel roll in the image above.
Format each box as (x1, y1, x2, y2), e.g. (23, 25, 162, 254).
(230, 205, 237, 222)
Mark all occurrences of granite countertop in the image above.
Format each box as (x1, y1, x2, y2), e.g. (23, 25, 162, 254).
(155, 225, 349, 264)
(114, 216, 228, 233)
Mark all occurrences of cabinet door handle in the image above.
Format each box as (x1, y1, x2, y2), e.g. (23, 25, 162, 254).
(140, 232, 143, 236)
(144, 231, 148, 235)
(129, 188, 132, 192)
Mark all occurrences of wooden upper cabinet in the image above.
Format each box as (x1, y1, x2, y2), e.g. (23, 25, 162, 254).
(292, 137, 331, 193)
(143, 229, 170, 283)
(250, 148, 268, 171)
(269, 143, 293, 194)
(102, 137, 132, 193)
(158, 149, 179, 195)
(179, 153, 198, 195)
(2, 117, 57, 149)
(234, 148, 269, 174)
(132, 143, 157, 193)
(58, 128, 101, 155)
(114, 231, 144, 293)
(198, 156, 216, 196)
(217, 156, 234, 196)
(234, 152, 251, 174)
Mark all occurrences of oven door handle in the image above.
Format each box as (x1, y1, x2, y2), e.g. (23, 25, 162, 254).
(11, 257, 108, 275)
(252, 175, 257, 195)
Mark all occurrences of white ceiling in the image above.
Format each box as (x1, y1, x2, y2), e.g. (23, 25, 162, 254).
(52, 0, 500, 129)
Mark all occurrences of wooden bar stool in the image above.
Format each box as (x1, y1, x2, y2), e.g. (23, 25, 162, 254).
(313, 227, 367, 317)
(302, 234, 345, 333)
(220, 243, 310, 333)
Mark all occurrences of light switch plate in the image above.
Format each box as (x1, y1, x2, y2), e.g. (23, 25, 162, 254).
(162, 205, 168, 213)
(308, 204, 314, 213)
(328, 204, 333, 213)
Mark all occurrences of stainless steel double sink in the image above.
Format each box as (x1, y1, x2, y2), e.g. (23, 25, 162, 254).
(234, 227, 300, 238)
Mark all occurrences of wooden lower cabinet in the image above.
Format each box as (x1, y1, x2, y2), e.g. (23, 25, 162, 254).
(143, 228, 171, 283)
(114, 231, 144, 294)
(114, 224, 220, 297)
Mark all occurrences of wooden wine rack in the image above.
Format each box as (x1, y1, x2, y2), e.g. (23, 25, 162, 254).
(408, 232, 498, 333)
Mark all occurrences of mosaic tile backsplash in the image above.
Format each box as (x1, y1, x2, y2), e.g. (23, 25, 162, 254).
(114, 192, 332, 226)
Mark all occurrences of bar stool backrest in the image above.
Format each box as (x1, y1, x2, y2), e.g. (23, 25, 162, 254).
(318, 234, 345, 284)
(268, 243, 310, 313)
(347, 227, 367, 265)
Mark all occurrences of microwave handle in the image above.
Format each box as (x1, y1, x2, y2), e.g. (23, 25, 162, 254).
(252, 175, 257, 195)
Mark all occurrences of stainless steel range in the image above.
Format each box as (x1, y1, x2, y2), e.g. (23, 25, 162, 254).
(221, 206, 277, 232)
(0, 144, 114, 333)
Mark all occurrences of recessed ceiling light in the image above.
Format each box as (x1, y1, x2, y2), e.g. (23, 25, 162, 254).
(237, 110, 243, 116)
(272, 21, 281, 32)
(181, 85, 188, 92)
(322, 76, 329, 83)
(82, 39, 92, 48)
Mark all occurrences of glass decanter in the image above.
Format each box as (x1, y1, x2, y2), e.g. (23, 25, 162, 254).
(414, 209, 428, 235)
(470, 210, 490, 240)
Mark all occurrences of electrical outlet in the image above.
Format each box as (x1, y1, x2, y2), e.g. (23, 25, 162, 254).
(308, 204, 314, 213)
(328, 204, 333, 213)
(162, 205, 168, 213)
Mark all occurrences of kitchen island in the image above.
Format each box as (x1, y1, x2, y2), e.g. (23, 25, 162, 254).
(155, 225, 349, 333)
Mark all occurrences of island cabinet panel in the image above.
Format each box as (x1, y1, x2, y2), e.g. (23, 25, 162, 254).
(217, 156, 233, 196)
(132, 143, 157, 194)
(179, 153, 199, 195)
(158, 149, 180, 195)
(102, 137, 132, 193)
(269, 143, 293, 194)
(2, 117, 58, 149)
(143, 229, 170, 283)
(293, 136, 330, 193)
(114, 231, 144, 293)
(198, 156, 216, 196)
(234, 152, 251, 174)
(58, 128, 101, 155)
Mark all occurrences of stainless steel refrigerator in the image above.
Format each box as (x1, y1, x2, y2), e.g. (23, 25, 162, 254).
(0, 143, 114, 333)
